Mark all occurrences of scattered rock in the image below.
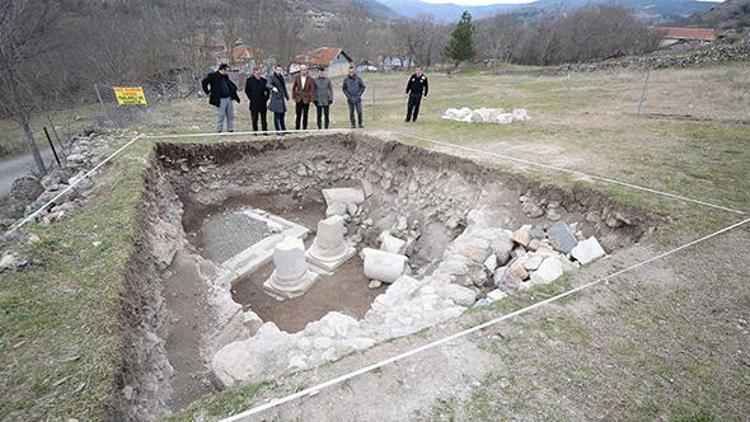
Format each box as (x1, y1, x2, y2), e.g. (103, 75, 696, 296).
(494, 267, 522, 293)
(483, 254, 497, 272)
(486, 289, 507, 302)
(571, 236, 606, 265)
(511, 225, 532, 247)
(436, 283, 477, 307)
(521, 201, 545, 218)
(9, 176, 43, 204)
(524, 254, 545, 271)
(368, 280, 382, 289)
(530, 257, 564, 285)
(546, 221, 578, 254)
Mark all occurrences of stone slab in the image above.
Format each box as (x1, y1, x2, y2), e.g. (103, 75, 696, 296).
(547, 221, 578, 254)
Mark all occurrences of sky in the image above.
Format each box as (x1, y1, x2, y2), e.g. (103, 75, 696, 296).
(420, 0, 723, 4)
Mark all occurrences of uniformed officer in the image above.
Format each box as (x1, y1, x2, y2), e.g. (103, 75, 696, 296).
(404, 65, 429, 123)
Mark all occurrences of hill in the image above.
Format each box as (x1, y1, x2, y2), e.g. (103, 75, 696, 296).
(372, 0, 715, 23)
(681, 0, 750, 30)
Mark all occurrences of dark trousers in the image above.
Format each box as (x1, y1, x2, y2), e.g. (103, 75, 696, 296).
(406, 95, 423, 122)
(295, 102, 310, 130)
(347, 101, 363, 127)
(273, 112, 286, 132)
(251, 109, 268, 132)
(316, 104, 330, 129)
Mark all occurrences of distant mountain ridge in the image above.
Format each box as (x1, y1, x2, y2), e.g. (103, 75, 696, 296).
(371, 0, 716, 23)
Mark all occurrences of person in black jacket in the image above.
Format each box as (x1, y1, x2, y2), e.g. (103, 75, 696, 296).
(244, 66, 270, 132)
(201, 64, 241, 132)
(405, 66, 429, 123)
(267, 65, 290, 133)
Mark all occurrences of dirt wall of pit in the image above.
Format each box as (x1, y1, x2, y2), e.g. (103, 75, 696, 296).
(109, 152, 183, 420)
(157, 132, 666, 254)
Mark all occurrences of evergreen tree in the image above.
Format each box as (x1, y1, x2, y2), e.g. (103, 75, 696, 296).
(444, 11, 476, 66)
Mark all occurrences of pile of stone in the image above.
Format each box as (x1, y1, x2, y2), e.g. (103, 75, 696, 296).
(0, 129, 121, 230)
(545, 40, 750, 75)
(442, 107, 529, 125)
(493, 221, 605, 296)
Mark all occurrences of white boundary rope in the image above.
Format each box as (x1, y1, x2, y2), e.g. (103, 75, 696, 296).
(6, 133, 145, 234)
(391, 130, 747, 216)
(223, 217, 750, 421)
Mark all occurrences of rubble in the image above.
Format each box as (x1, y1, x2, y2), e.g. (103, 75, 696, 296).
(546, 40, 750, 75)
(442, 107, 530, 125)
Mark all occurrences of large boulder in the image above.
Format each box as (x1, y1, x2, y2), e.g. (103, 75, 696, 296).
(9, 176, 43, 204)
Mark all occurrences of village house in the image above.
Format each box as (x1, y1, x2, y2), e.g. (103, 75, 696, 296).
(657, 27, 717, 48)
(289, 47, 353, 76)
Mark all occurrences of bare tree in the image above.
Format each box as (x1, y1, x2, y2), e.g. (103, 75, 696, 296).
(0, 0, 63, 175)
(476, 14, 522, 63)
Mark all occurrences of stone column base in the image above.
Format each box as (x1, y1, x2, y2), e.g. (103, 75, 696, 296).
(306, 242, 357, 272)
(263, 270, 319, 301)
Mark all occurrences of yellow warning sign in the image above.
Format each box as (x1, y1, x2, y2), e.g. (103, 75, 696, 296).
(113, 86, 147, 105)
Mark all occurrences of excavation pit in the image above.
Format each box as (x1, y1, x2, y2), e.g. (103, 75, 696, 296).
(115, 132, 667, 419)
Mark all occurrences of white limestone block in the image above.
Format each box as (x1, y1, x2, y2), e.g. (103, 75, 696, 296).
(571, 236, 606, 265)
(362, 248, 408, 284)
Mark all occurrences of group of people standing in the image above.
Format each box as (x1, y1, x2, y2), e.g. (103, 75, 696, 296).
(201, 63, 427, 133)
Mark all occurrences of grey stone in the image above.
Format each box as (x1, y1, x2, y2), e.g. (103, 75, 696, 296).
(521, 201, 545, 218)
(10, 176, 44, 204)
(436, 283, 477, 307)
(547, 221, 578, 254)
(493, 267, 522, 293)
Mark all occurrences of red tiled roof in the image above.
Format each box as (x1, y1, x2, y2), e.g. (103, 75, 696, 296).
(658, 27, 716, 41)
(293, 47, 352, 65)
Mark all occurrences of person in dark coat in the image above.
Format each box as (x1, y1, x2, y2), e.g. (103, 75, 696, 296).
(266, 65, 289, 133)
(292, 64, 316, 130)
(405, 65, 429, 122)
(342, 65, 366, 128)
(201, 64, 240, 132)
(244, 66, 270, 132)
(313, 67, 334, 130)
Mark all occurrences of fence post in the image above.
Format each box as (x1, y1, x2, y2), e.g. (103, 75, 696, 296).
(372, 82, 375, 122)
(94, 83, 113, 124)
(43, 127, 62, 168)
(637, 69, 651, 115)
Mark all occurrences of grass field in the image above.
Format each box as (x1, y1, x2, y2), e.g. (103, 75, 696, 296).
(0, 63, 748, 420)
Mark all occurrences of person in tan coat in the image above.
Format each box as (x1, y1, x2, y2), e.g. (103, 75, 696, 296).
(292, 64, 316, 130)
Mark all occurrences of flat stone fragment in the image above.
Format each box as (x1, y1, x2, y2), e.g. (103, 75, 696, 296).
(436, 283, 477, 307)
(322, 187, 365, 206)
(524, 254, 545, 271)
(571, 236, 606, 265)
(486, 289, 507, 302)
(547, 221, 578, 254)
(530, 256, 564, 285)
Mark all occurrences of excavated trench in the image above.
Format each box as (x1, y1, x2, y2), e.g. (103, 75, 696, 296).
(111, 132, 668, 419)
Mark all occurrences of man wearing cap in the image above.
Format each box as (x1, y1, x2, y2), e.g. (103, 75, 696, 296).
(201, 63, 240, 132)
